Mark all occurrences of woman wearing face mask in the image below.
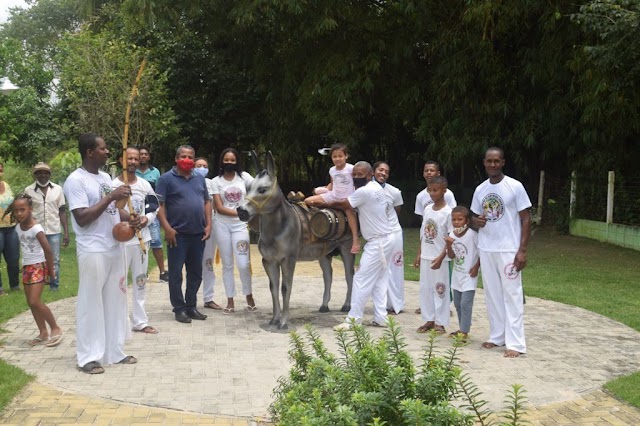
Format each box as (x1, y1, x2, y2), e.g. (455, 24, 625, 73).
(210, 148, 256, 314)
(194, 158, 222, 311)
(0, 163, 21, 296)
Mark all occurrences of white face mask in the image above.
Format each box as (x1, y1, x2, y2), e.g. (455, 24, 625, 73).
(453, 224, 468, 234)
(37, 180, 51, 187)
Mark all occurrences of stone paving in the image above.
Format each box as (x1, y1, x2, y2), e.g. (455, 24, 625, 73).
(1, 246, 640, 424)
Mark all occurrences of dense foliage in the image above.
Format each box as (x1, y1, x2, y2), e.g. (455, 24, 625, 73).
(1, 0, 639, 185)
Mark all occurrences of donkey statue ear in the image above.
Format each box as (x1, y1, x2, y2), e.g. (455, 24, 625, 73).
(266, 151, 276, 177)
(251, 150, 260, 174)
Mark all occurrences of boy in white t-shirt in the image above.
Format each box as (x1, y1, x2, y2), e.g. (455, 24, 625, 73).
(11, 194, 63, 348)
(414, 176, 452, 334)
(445, 206, 480, 341)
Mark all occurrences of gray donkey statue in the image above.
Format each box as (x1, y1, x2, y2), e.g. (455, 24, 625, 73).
(237, 151, 355, 330)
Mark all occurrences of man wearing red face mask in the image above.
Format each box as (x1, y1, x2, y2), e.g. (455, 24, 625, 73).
(156, 145, 213, 323)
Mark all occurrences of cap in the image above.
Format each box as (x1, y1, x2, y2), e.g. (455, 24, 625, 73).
(33, 162, 51, 173)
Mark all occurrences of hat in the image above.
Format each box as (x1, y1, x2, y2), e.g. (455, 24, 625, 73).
(33, 162, 51, 173)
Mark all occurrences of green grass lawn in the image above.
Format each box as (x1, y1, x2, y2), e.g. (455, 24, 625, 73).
(0, 227, 639, 412)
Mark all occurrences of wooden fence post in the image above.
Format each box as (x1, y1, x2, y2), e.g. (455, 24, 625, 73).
(536, 170, 545, 223)
(570, 171, 576, 219)
(606, 171, 615, 224)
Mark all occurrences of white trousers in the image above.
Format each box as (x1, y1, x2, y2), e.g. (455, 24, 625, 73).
(386, 231, 405, 313)
(346, 232, 398, 324)
(419, 260, 451, 326)
(76, 249, 128, 367)
(213, 219, 252, 297)
(201, 235, 217, 303)
(478, 250, 526, 353)
(124, 243, 150, 331)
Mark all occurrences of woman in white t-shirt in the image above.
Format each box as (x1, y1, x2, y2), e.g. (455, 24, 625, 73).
(11, 194, 63, 347)
(211, 148, 256, 314)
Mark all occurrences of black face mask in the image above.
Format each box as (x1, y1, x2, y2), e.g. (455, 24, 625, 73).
(353, 177, 369, 189)
(222, 163, 237, 173)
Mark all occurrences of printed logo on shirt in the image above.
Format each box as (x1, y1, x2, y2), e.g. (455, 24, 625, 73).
(101, 184, 117, 215)
(452, 241, 467, 268)
(236, 240, 249, 255)
(423, 218, 437, 243)
(19, 234, 39, 253)
(436, 282, 446, 298)
(392, 251, 403, 266)
(224, 186, 243, 205)
(481, 193, 505, 222)
(504, 263, 519, 280)
(119, 275, 127, 294)
(135, 273, 147, 289)
(205, 257, 214, 271)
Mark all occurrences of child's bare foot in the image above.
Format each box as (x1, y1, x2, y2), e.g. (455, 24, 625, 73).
(503, 349, 523, 358)
(350, 242, 360, 254)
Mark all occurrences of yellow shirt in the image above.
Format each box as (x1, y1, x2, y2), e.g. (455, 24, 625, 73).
(0, 182, 15, 228)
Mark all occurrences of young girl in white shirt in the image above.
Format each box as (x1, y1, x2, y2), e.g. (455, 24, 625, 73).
(10, 194, 63, 347)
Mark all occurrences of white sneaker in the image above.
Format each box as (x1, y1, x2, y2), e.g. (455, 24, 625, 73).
(333, 322, 353, 331)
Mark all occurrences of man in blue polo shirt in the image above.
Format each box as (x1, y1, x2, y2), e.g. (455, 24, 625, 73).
(156, 145, 212, 323)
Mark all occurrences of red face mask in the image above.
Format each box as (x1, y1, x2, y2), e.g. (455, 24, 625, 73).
(176, 158, 195, 172)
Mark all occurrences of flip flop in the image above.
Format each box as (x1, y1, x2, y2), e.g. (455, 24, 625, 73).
(28, 336, 46, 346)
(222, 307, 235, 315)
(433, 326, 446, 335)
(118, 355, 137, 364)
(78, 361, 104, 374)
(417, 322, 435, 333)
(45, 334, 63, 347)
(134, 326, 158, 334)
(244, 305, 258, 313)
(204, 301, 223, 310)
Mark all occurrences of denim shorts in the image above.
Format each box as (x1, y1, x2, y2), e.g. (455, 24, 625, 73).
(148, 218, 163, 249)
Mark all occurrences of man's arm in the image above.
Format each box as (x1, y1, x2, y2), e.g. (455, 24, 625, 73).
(514, 209, 531, 271)
(202, 198, 212, 241)
(156, 203, 177, 247)
(59, 206, 70, 248)
(71, 185, 130, 227)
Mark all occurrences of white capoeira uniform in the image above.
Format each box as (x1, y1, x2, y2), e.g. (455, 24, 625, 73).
(342, 181, 399, 325)
(471, 175, 532, 354)
(419, 204, 453, 326)
(64, 168, 128, 367)
(414, 187, 457, 217)
(202, 178, 217, 304)
(450, 229, 480, 333)
(211, 172, 254, 298)
(112, 177, 156, 332)
(382, 182, 404, 313)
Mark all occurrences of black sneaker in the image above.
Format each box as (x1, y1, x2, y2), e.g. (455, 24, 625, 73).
(159, 271, 169, 283)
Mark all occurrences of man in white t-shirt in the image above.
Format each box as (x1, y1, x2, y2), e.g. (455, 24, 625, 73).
(63, 133, 140, 374)
(333, 161, 402, 329)
(113, 147, 158, 335)
(471, 147, 531, 358)
(372, 161, 405, 315)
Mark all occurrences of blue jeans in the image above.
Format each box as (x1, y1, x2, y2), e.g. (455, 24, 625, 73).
(0, 226, 20, 291)
(46, 233, 61, 288)
(167, 234, 204, 312)
(148, 219, 163, 249)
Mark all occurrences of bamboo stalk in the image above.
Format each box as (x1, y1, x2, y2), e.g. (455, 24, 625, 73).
(122, 58, 148, 254)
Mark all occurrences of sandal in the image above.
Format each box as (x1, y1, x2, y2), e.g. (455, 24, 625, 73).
(433, 326, 446, 335)
(244, 305, 258, 313)
(45, 334, 63, 347)
(417, 321, 435, 333)
(118, 355, 137, 364)
(222, 307, 235, 315)
(28, 336, 47, 346)
(78, 361, 104, 375)
(134, 326, 158, 334)
(204, 301, 222, 310)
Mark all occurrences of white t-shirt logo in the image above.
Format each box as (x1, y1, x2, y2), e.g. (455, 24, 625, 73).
(423, 218, 437, 243)
(504, 263, 519, 280)
(101, 184, 117, 215)
(481, 193, 505, 222)
(453, 241, 467, 267)
(224, 186, 242, 205)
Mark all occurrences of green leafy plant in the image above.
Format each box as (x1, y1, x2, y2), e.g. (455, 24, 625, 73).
(270, 318, 528, 425)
